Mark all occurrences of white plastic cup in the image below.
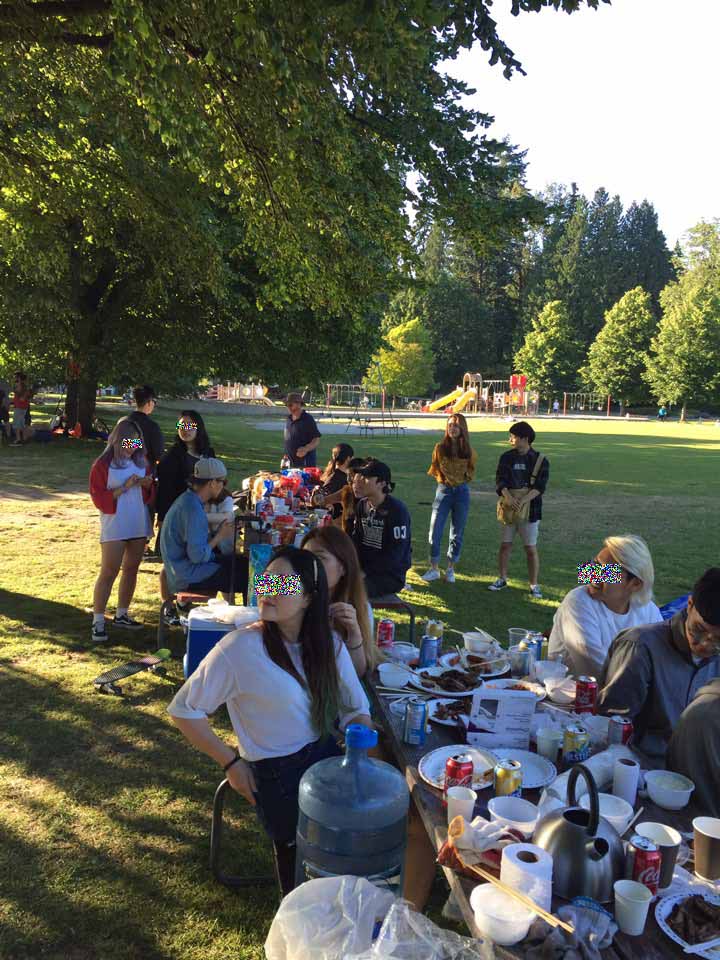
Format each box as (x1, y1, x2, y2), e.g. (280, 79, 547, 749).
(508, 627, 530, 645)
(447, 786, 477, 826)
(613, 879, 653, 935)
(536, 727, 563, 762)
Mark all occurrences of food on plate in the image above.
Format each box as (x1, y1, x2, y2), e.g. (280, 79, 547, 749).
(433, 700, 468, 721)
(439, 766, 494, 789)
(666, 895, 720, 944)
(420, 668, 480, 692)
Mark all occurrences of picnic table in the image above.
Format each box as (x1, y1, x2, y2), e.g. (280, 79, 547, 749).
(346, 413, 405, 436)
(367, 673, 704, 960)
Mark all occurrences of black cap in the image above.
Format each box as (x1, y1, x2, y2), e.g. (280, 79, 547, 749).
(357, 459, 392, 484)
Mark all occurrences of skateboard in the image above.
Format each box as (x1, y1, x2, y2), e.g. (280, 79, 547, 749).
(93, 648, 171, 696)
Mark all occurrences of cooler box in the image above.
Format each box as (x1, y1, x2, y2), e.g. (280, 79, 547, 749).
(184, 605, 257, 678)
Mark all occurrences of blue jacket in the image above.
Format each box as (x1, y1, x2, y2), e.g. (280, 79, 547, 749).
(160, 490, 218, 592)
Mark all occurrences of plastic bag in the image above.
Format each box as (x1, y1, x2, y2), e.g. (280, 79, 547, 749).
(347, 899, 493, 960)
(264, 876, 394, 960)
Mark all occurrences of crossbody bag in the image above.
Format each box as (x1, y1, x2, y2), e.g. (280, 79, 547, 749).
(496, 453, 546, 525)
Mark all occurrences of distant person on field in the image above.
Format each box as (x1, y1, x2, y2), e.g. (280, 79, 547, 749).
(488, 420, 549, 600)
(284, 392, 321, 468)
(549, 534, 663, 677)
(658, 404, 667, 421)
(552, 398, 560, 416)
(421, 413, 476, 585)
(89, 419, 156, 642)
(10, 371, 33, 446)
(598, 567, 720, 761)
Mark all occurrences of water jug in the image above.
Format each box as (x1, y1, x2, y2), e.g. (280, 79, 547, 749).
(295, 724, 410, 891)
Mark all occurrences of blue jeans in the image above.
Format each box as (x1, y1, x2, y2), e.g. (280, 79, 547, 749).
(428, 483, 470, 564)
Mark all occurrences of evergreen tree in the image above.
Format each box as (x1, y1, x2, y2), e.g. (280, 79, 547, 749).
(621, 201, 675, 316)
(514, 300, 581, 408)
(583, 287, 656, 406)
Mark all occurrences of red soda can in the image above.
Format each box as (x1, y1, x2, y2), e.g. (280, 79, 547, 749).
(443, 753, 474, 803)
(608, 716, 634, 745)
(376, 618, 395, 650)
(575, 675, 599, 714)
(626, 835, 661, 895)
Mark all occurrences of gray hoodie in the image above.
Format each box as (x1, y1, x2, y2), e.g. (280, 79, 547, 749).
(597, 611, 720, 761)
(667, 678, 720, 817)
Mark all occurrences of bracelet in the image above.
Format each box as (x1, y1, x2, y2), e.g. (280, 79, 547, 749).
(223, 754, 242, 773)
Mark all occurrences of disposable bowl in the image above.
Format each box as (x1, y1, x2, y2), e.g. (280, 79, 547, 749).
(487, 796, 539, 838)
(580, 793, 634, 834)
(644, 770, 695, 810)
(470, 885, 534, 945)
(377, 663, 410, 688)
(463, 631, 495, 654)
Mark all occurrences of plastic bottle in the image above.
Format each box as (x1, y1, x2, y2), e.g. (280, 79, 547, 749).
(280, 454, 291, 470)
(295, 724, 409, 891)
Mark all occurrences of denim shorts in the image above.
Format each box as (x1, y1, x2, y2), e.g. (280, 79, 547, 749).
(249, 736, 342, 846)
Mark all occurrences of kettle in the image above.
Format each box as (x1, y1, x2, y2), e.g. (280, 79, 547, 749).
(532, 764, 625, 903)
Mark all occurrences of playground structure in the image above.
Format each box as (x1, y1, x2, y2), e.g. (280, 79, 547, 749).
(425, 372, 484, 414)
(325, 383, 382, 409)
(563, 392, 612, 416)
(214, 383, 274, 404)
(423, 373, 541, 416)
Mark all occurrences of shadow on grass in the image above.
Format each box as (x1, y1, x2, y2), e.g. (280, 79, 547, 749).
(0, 588, 93, 647)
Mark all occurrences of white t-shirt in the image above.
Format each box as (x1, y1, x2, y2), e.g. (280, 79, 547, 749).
(167, 626, 370, 761)
(549, 586, 663, 677)
(100, 460, 152, 543)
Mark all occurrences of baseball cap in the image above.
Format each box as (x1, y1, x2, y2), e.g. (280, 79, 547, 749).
(286, 392, 305, 406)
(356, 459, 392, 484)
(193, 457, 227, 481)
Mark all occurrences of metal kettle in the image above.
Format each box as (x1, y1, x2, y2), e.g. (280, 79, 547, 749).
(532, 764, 625, 903)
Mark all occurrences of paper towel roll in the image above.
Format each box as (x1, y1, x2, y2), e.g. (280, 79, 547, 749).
(500, 843, 553, 913)
(612, 757, 640, 806)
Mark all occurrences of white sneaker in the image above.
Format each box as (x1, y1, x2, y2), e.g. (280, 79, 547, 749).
(445, 568, 456, 583)
(488, 578, 507, 591)
(529, 584, 543, 599)
(91, 622, 108, 642)
(421, 568, 441, 582)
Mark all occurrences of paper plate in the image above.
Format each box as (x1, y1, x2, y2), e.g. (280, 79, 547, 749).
(483, 677, 547, 701)
(655, 892, 720, 959)
(490, 748, 557, 789)
(418, 744, 497, 792)
(408, 664, 484, 697)
(545, 678, 577, 705)
(438, 651, 510, 679)
(426, 698, 470, 727)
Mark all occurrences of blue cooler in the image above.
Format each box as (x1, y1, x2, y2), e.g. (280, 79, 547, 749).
(184, 605, 257, 678)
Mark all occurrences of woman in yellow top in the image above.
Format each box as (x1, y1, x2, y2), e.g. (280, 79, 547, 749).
(421, 413, 476, 584)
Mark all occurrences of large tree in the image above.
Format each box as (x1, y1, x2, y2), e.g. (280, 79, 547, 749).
(364, 318, 435, 398)
(514, 300, 581, 407)
(582, 286, 656, 408)
(644, 222, 720, 420)
(0, 0, 608, 426)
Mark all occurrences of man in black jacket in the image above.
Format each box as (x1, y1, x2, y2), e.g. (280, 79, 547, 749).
(124, 385, 165, 558)
(488, 420, 549, 599)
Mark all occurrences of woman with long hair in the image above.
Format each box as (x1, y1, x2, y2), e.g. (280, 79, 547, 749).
(89, 418, 155, 641)
(156, 409, 215, 525)
(168, 546, 372, 894)
(313, 442, 354, 521)
(421, 413, 476, 584)
(301, 525, 377, 677)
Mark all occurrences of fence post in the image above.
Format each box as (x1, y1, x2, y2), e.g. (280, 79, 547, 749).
(563, 392, 567, 416)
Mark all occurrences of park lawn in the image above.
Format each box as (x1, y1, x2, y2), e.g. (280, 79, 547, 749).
(1, 407, 719, 959)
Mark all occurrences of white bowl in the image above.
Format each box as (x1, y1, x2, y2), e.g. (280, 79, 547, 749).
(644, 770, 695, 810)
(487, 796, 539, 838)
(463, 630, 495, 654)
(544, 677, 576, 705)
(387, 642, 419, 665)
(470, 885, 534, 945)
(534, 660, 569, 683)
(580, 793, 634, 834)
(377, 663, 410, 687)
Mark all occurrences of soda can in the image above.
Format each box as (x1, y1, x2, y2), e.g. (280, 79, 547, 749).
(540, 637, 549, 661)
(625, 835, 661, 896)
(444, 753, 474, 802)
(608, 716, 634, 746)
(575, 676, 599, 714)
(418, 634, 440, 668)
(525, 632, 544, 661)
(563, 724, 590, 764)
(510, 644, 533, 678)
(376, 619, 395, 650)
(493, 759, 523, 798)
(402, 697, 427, 746)
(425, 619, 444, 639)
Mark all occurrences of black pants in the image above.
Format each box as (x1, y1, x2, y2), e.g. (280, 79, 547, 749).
(186, 553, 249, 603)
(365, 572, 404, 599)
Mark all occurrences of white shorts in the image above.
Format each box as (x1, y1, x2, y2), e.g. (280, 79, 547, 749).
(500, 519, 540, 546)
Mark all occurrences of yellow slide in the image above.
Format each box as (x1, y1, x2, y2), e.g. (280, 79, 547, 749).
(452, 389, 476, 413)
(427, 387, 463, 412)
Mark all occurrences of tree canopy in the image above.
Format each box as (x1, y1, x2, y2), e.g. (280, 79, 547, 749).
(364, 318, 435, 398)
(514, 299, 581, 405)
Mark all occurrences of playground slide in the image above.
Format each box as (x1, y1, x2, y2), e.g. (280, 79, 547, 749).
(452, 389, 476, 413)
(427, 387, 463, 412)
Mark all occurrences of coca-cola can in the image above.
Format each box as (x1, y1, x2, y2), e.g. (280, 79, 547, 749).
(626, 835, 661, 896)
(443, 753, 474, 803)
(376, 619, 395, 649)
(575, 675, 598, 714)
(608, 716, 634, 745)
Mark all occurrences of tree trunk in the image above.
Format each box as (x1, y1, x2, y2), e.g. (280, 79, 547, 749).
(64, 377, 79, 427)
(680, 403, 687, 422)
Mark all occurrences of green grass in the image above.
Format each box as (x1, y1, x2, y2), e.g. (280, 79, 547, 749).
(1, 406, 719, 958)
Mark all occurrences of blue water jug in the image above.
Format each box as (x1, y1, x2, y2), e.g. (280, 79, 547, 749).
(294, 724, 410, 891)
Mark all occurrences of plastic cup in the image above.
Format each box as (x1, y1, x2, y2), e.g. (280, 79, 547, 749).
(613, 879, 653, 935)
(536, 727, 563, 763)
(447, 786, 477, 826)
(693, 816, 720, 881)
(635, 822, 682, 889)
(508, 627, 530, 645)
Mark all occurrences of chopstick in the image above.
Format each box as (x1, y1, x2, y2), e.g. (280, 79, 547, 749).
(376, 686, 436, 698)
(621, 806, 644, 838)
(465, 862, 575, 934)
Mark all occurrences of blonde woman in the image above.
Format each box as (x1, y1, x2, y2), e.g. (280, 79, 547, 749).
(549, 534, 663, 677)
(421, 413, 476, 584)
(89, 419, 155, 641)
(301, 525, 378, 677)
